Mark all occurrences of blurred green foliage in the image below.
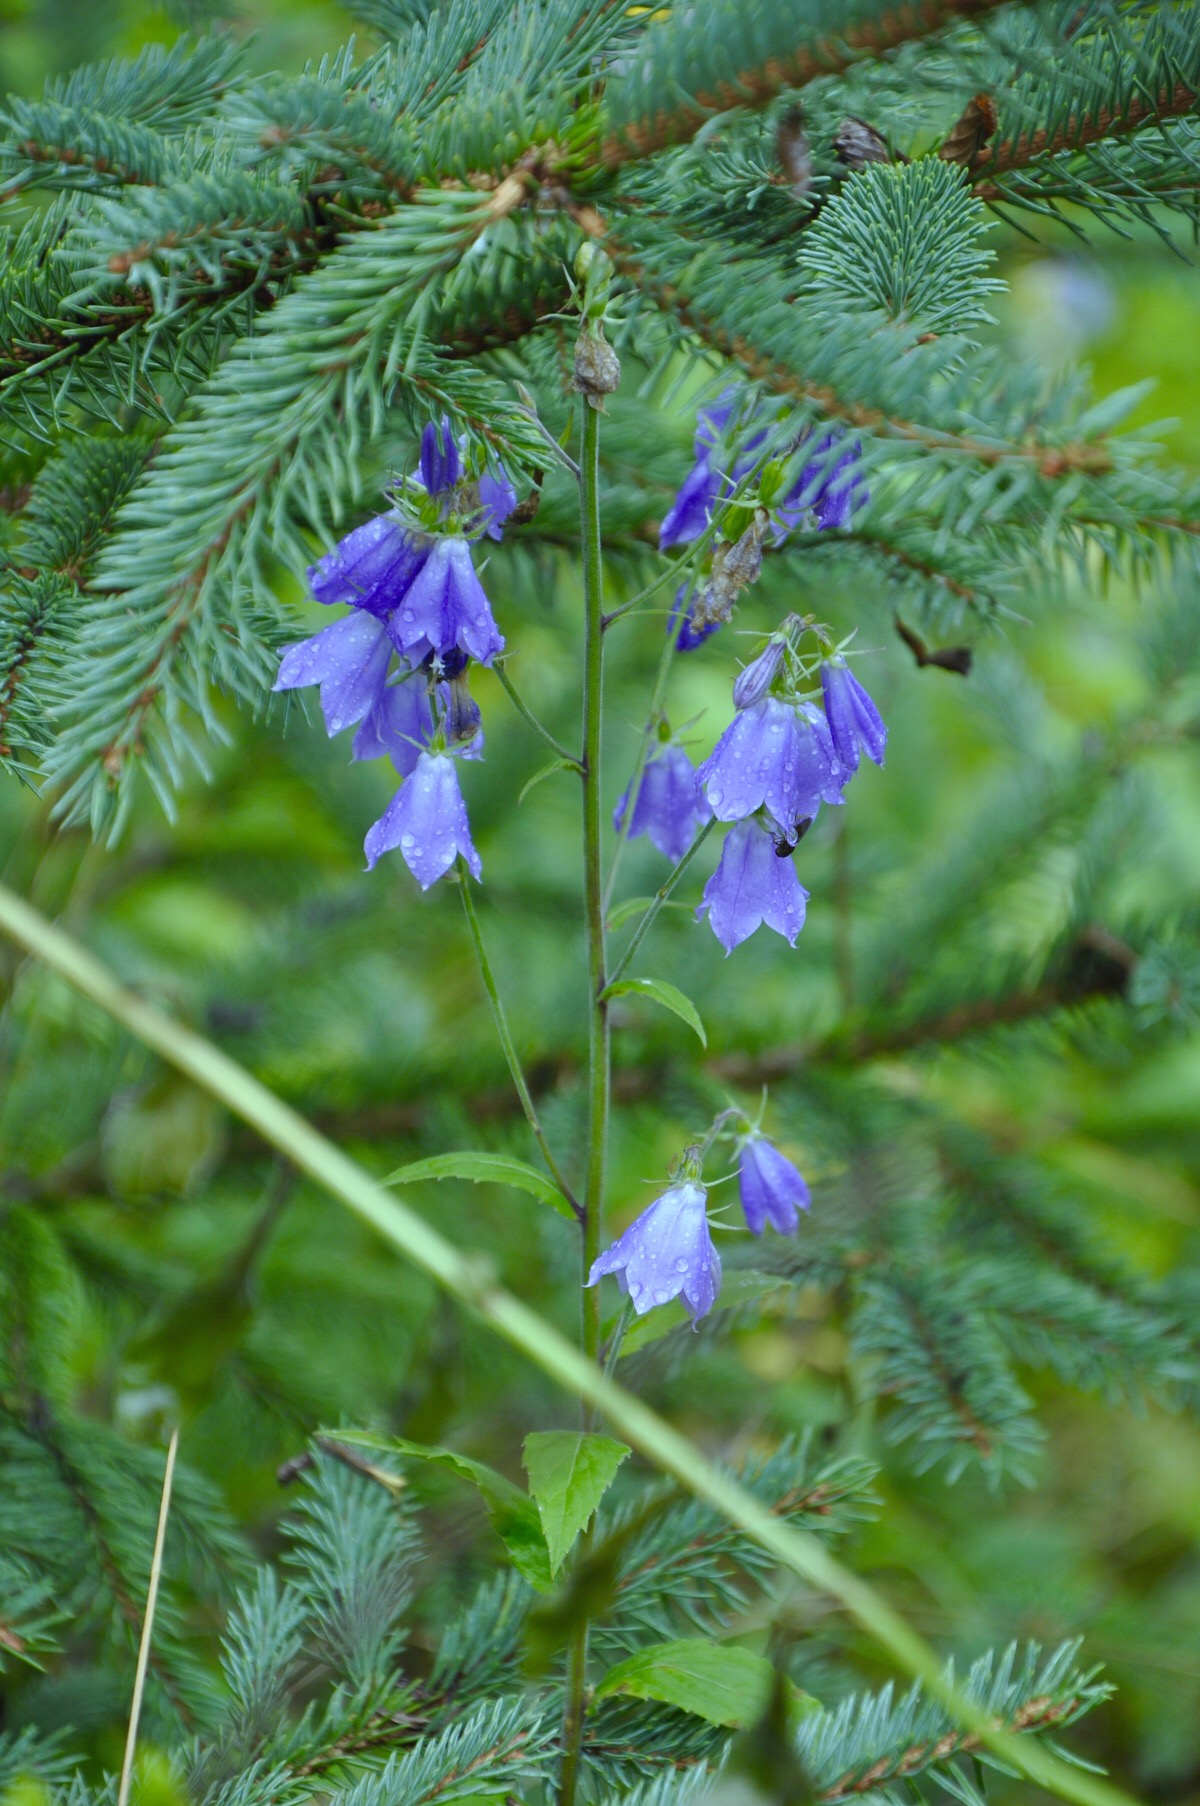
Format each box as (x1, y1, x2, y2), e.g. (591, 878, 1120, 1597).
(2, 0, 1200, 1798)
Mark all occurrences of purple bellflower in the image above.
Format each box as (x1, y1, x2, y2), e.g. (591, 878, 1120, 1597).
(820, 658, 887, 772)
(774, 432, 868, 539)
(697, 696, 845, 828)
(307, 515, 428, 620)
(364, 748, 481, 885)
(732, 637, 786, 711)
(274, 609, 393, 735)
(697, 817, 809, 953)
(352, 668, 434, 774)
(588, 1181, 721, 1320)
(388, 537, 504, 668)
(660, 388, 766, 551)
(478, 468, 518, 541)
(737, 1134, 811, 1235)
(613, 742, 711, 863)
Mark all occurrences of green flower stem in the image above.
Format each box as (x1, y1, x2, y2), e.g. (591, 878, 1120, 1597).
(0, 880, 1146, 1806)
(457, 866, 581, 1220)
(558, 397, 610, 1806)
(605, 817, 716, 990)
(493, 660, 582, 770)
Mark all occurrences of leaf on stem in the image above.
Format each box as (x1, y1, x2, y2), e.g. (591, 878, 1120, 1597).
(594, 1637, 777, 1728)
(602, 976, 706, 1046)
(381, 1151, 574, 1221)
(605, 896, 692, 931)
(340, 1431, 552, 1591)
(523, 1431, 630, 1575)
(518, 756, 578, 804)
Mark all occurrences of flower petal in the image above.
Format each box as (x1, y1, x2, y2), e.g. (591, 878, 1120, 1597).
(388, 537, 504, 667)
(364, 750, 481, 885)
(697, 818, 809, 953)
(275, 611, 393, 736)
(307, 515, 427, 617)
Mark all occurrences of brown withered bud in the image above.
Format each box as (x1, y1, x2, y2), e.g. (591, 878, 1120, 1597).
(692, 514, 769, 630)
(939, 93, 999, 169)
(895, 616, 973, 676)
(776, 105, 812, 200)
(833, 116, 907, 170)
(573, 323, 620, 409)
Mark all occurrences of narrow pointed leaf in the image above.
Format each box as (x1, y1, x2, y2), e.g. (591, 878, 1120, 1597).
(380, 1151, 573, 1220)
(601, 976, 706, 1046)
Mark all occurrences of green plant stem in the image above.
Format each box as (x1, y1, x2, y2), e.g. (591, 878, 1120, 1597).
(558, 397, 610, 1806)
(606, 818, 715, 989)
(602, 1296, 636, 1377)
(458, 866, 581, 1219)
(494, 660, 582, 770)
(0, 881, 1148, 1806)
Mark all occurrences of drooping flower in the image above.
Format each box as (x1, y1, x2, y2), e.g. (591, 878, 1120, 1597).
(587, 1182, 721, 1319)
(660, 388, 764, 551)
(352, 668, 434, 774)
(774, 432, 868, 538)
(439, 666, 484, 755)
(613, 742, 711, 863)
(274, 610, 393, 735)
(364, 749, 482, 885)
(307, 515, 428, 620)
(388, 537, 504, 667)
(668, 584, 721, 652)
(732, 637, 786, 712)
(477, 468, 518, 540)
(697, 817, 809, 953)
(697, 696, 845, 828)
(737, 1135, 811, 1235)
(820, 658, 887, 772)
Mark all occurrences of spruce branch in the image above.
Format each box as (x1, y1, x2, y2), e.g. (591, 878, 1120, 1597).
(597, 0, 1014, 168)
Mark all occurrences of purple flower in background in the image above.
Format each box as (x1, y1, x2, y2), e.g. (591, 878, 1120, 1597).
(307, 515, 428, 620)
(660, 388, 765, 551)
(274, 610, 393, 735)
(352, 669, 434, 774)
(668, 585, 721, 652)
(697, 817, 809, 953)
(774, 432, 869, 539)
(737, 1135, 811, 1235)
(388, 537, 504, 667)
(820, 658, 887, 772)
(732, 637, 785, 711)
(478, 468, 518, 541)
(364, 749, 481, 884)
(420, 415, 462, 496)
(697, 697, 845, 827)
(613, 742, 711, 863)
(588, 1181, 721, 1319)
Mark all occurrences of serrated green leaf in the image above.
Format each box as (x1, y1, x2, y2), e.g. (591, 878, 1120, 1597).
(602, 976, 706, 1046)
(518, 756, 576, 805)
(522, 1430, 630, 1575)
(343, 1432, 552, 1591)
(617, 1270, 785, 1355)
(594, 1638, 776, 1728)
(380, 1151, 573, 1220)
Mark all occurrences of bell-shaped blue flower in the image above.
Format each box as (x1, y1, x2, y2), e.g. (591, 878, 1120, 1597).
(388, 537, 504, 667)
(364, 749, 482, 885)
(307, 515, 428, 619)
(737, 1135, 811, 1235)
(697, 817, 809, 953)
(274, 610, 393, 735)
(613, 742, 711, 863)
(420, 415, 462, 496)
(588, 1181, 721, 1320)
(697, 697, 845, 828)
(352, 668, 434, 775)
(660, 390, 767, 551)
(820, 658, 887, 772)
(773, 432, 868, 539)
(478, 468, 518, 541)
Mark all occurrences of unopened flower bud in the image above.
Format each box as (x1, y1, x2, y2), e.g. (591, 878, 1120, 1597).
(733, 637, 786, 711)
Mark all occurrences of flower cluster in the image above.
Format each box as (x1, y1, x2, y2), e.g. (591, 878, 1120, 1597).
(588, 1124, 811, 1322)
(614, 618, 887, 954)
(274, 419, 516, 888)
(661, 386, 868, 650)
